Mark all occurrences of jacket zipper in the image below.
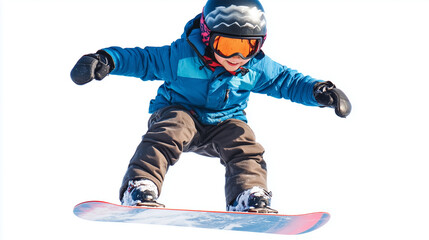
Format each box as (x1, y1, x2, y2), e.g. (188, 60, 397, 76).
(224, 89, 230, 102)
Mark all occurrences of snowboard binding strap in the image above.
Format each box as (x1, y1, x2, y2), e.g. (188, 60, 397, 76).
(137, 201, 165, 208)
(248, 207, 278, 214)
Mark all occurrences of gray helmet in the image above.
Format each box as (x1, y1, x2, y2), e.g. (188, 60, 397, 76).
(202, 0, 267, 37)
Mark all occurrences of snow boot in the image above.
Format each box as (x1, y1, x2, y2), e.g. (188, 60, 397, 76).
(121, 179, 165, 207)
(227, 186, 278, 213)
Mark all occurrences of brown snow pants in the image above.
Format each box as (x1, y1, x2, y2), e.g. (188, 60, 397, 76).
(119, 106, 268, 205)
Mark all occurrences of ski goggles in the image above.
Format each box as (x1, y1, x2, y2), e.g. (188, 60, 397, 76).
(209, 33, 264, 60)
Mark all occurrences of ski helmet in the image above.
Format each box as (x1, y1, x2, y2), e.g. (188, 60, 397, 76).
(200, 0, 267, 48)
(202, 0, 267, 37)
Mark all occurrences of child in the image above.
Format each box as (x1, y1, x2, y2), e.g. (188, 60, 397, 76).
(70, 0, 351, 213)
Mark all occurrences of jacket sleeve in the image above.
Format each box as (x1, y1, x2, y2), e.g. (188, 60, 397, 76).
(252, 55, 322, 106)
(101, 45, 177, 81)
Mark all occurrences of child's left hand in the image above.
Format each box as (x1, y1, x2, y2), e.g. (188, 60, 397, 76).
(313, 81, 352, 118)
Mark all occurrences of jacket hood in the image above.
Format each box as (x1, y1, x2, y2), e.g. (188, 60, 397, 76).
(181, 14, 206, 57)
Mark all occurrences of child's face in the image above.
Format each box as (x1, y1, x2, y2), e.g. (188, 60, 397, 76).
(214, 53, 251, 72)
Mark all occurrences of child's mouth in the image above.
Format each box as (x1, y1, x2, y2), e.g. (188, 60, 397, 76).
(226, 61, 239, 67)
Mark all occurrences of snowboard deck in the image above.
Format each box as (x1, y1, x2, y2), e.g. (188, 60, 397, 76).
(73, 201, 330, 235)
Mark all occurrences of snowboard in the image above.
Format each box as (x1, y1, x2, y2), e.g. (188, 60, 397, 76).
(73, 201, 330, 235)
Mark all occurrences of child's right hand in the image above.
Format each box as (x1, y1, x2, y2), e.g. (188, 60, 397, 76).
(70, 51, 113, 85)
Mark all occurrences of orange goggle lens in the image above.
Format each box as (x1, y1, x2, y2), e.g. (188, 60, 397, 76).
(211, 35, 261, 59)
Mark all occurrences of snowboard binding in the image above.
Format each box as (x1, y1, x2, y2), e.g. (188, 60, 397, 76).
(121, 179, 165, 207)
(227, 187, 278, 213)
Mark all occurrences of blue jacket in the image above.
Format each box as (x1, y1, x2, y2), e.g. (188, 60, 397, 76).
(103, 14, 322, 125)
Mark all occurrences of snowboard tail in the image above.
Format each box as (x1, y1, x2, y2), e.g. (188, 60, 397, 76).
(73, 201, 330, 235)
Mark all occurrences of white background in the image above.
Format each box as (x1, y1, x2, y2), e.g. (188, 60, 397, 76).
(1, 0, 428, 239)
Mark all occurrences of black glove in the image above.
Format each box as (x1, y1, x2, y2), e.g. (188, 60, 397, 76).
(314, 81, 352, 118)
(70, 51, 114, 85)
